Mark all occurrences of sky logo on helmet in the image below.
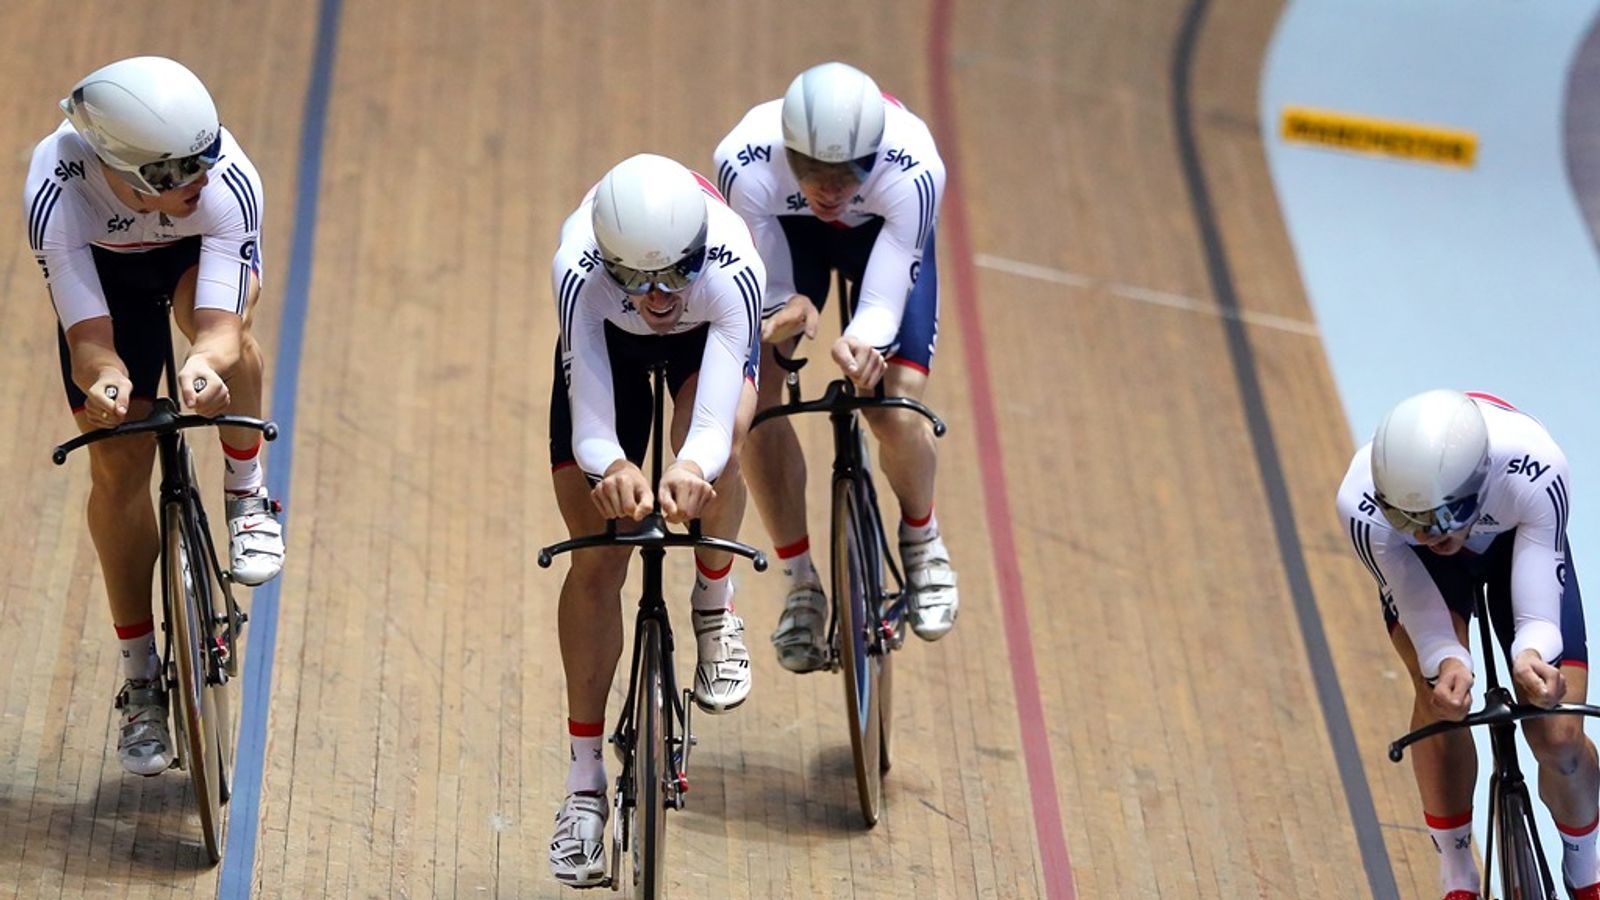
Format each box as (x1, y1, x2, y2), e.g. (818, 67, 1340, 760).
(736, 144, 772, 167)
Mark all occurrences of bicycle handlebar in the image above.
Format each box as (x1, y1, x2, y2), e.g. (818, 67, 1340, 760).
(751, 351, 946, 437)
(52, 397, 278, 465)
(1388, 686, 1600, 762)
(536, 512, 769, 571)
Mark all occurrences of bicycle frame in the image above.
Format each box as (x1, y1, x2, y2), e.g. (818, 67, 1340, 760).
(537, 360, 766, 895)
(1389, 584, 1600, 898)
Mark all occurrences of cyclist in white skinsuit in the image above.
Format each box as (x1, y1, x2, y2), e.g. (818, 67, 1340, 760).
(545, 153, 770, 888)
(713, 61, 957, 673)
(1336, 389, 1598, 900)
(24, 57, 285, 779)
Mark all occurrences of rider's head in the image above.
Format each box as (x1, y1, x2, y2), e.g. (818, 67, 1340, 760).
(591, 153, 709, 334)
(781, 62, 885, 221)
(61, 56, 222, 209)
(1371, 389, 1491, 548)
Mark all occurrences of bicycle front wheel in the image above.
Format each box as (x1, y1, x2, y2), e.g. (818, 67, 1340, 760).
(1499, 791, 1555, 900)
(164, 502, 225, 862)
(833, 476, 884, 827)
(635, 620, 668, 898)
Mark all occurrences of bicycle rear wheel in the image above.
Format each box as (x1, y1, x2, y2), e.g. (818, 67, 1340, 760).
(635, 620, 668, 898)
(165, 502, 226, 863)
(1499, 790, 1554, 899)
(833, 476, 884, 827)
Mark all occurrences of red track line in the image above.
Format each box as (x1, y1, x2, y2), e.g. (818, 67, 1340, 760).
(927, 2, 1077, 897)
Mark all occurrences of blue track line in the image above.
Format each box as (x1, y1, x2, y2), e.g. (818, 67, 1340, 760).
(217, 0, 343, 895)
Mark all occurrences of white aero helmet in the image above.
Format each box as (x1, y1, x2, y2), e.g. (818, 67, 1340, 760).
(60, 56, 222, 195)
(1370, 389, 1491, 536)
(591, 153, 709, 294)
(781, 61, 886, 165)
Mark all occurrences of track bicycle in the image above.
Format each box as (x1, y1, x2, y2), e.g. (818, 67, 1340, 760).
(538, 360, 767, 897)
(52, 296, 276, 863)
(1390, 585, 1600, 899)
(749, 273, 947, 828)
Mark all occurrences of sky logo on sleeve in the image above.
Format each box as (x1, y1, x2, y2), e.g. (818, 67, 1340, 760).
(1506, 455, 1549, 481)
(736, 144, 772, 166)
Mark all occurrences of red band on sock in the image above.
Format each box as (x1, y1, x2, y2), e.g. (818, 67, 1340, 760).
(222, 439, 262, 461)
(114, 619, 155, 640)
(902, 507, 934, 528)
(568, 719, 605, 738)
(1558, 814, 1600, 837)
(775, 537, 810, 559)
(1424, 809, 1474, 830)
(696, 557, 733, 580)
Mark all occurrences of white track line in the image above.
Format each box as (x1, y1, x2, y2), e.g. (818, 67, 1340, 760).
(973, 253, 1320, 337)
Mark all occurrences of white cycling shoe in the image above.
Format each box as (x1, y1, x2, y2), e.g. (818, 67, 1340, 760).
(692, 609, 752, 713)
(227, 488, 284, 586)
(549, 790, 608, 888)
(771, 584, 829, 673)
(115, 678, 174, 776)
(902, 536, 959, 641)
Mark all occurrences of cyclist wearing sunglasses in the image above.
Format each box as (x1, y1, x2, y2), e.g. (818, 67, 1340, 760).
(545, 153, 769, 886)
(712, 61, 956, 673)
(1337, 389, 1595, 899)
(24, 56, 285, 777)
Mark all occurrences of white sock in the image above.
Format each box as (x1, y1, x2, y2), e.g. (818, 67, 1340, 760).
(691, 556, 733, 613)
(899, 508, 939, 545)
(775, 537, 818, 589)
(1560, 814, 1600, 889)
(566, 721, 606, 795)
(223, 439, 265, 495)
(116, 621, 159, 681)
(1426, 810, 1478, 894)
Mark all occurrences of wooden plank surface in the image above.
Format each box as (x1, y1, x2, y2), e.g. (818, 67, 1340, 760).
(0, 1, 1449, 897)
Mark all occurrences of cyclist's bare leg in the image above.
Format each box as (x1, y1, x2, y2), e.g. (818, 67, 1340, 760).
(1390, 620, 1479, 815)
(1524, 664, 1600, 832)
(743, 341, 809, 547)
(670, 374, 757, 571)
(171, 266, 265, 452)
(861, 363, 936, 518)
(78, 401, 159, 629)
(553, 463, 630, 725)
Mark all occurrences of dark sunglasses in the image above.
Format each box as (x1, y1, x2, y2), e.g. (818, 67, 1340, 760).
(115, 133, 223, 194)
(603, 245, 707, 296)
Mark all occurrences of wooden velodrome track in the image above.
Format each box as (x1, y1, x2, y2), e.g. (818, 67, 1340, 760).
(0, 1, 1460, 898)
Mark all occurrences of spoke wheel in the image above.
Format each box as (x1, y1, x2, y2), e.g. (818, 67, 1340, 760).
(166, 503, 225, 863)
(833, 477, 883, 827)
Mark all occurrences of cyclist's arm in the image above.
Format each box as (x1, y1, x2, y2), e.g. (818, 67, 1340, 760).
(1508, 447, 1572, 664)
(189, 151, 265, 375)
(844, 159, 946, 351)
(676, 262, 764, 482)
(558, 273, 628, 479)
(1337, 471, 1471, 678)
(62, 316, 126, 395)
